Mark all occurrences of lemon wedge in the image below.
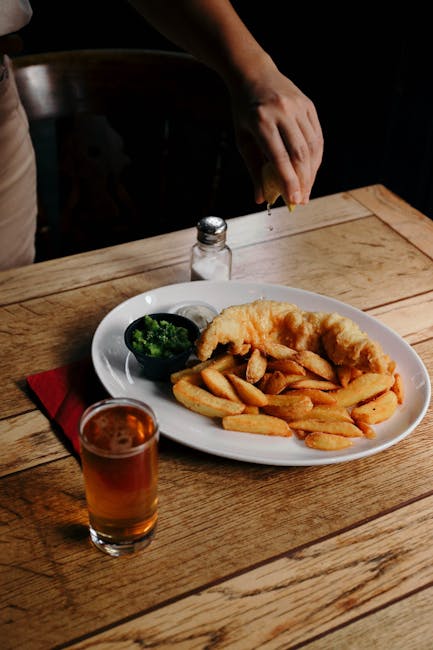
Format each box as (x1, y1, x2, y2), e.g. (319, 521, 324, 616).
(261, 161, 295, 212)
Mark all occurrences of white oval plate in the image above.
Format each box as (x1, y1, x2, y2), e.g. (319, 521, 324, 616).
(91, 281, 430, 466)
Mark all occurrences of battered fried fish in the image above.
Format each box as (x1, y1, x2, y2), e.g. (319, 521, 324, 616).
(196, 300, 391, 373)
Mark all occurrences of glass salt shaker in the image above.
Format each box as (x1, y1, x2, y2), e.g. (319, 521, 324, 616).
(190, 216, 232, 281)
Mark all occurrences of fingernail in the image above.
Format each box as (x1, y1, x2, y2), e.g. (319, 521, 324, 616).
(291, 191, 301, 204)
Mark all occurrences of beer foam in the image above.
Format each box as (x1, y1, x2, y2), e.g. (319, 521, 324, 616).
(93, 414, 136, 452)
(109, 428, 135, 453)
(82, 405, 155, 456)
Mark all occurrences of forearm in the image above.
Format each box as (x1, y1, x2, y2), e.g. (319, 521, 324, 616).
(128, 0, 324, 206)
(127, 0, 277, 91)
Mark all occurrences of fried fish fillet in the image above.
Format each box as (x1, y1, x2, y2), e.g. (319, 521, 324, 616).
(196, 300, 391, 373)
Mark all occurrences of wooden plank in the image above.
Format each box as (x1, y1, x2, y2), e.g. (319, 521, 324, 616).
(302, 585, 433, 649)
(349, 184, 433, 258)
(1, 394, 432, 648)
(369, 290, 433, 344)
(62, 495, 433, 649)
(227, 189, 371, 250)
(0, 410, 67, 477)
(3, 211, 429, 338)
(233, 217, 433, 310)
(0, 192, 369, 306)
(0, 266, 186, 421)
(0, 232, 193, 307)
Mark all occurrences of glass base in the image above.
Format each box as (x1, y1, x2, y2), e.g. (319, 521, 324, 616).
(89, 525, 156, 557)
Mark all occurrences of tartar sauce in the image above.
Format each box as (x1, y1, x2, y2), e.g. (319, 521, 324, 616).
(169, 301, 218, 331)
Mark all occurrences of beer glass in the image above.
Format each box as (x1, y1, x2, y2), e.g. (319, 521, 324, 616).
(79, 397, 159, 556)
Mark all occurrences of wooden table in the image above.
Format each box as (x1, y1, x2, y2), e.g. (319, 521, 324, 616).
(2, 184, 432, 649)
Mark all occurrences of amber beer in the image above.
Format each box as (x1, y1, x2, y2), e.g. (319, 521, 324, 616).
(79, 398, 159, 556)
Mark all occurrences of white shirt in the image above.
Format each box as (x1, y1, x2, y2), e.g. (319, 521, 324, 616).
(0, 0, 33, 37)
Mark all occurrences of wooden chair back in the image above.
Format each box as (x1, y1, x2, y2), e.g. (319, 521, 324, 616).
(12, 49, 253, 260)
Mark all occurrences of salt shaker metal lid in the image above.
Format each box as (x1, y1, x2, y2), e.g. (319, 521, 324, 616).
(196, 216, 227, 245)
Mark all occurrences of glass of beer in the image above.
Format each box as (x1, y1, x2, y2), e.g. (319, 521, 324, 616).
(79, 397, 159, 557)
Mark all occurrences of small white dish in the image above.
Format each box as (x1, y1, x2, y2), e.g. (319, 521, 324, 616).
(167, 300, 218, 331)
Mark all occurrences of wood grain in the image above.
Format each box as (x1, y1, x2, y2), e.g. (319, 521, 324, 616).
(303, 586, 433, 650)
(0, 190, 368, 306)
(1, 186, 432, 650)
(349, 184, 433, 258)
(233, 216, 432, 308)
(1, 215, 431, 423)
(1, 390, 432, 648)
(0, 410, 66, 477)
(369, 291, 433, 344)
(62, 494, 433, 649)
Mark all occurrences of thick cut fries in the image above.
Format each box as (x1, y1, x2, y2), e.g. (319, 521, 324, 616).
(170, 353, 235, 384)
(290, 378, 340, 390)
(226, 373, 268, 407)
(258, 341, 297, 359)
(263, 395, 313, 421)
(336, 365, 352, 388)
(288, 419, 364, 437)
(333, 373, 394, 407)
(305, 432, 353, 450)
(201, 367, 242, 403)
(351, 390, 398, 424)
(266, 393, 315, 406)
(392, 373, 404, 404)
(294, 350, 338, 382)
(265, 371, 306, 395)
(307, 405, 354, 422)
(355, 420, 376, 439)
(246, 348, 268, 384)
(267, 359, 306, 375)
(171, 306, 404, 449)
(287, 388, 337, 405)
(223, 414, 292, 437)
(173, 379, 245, 418)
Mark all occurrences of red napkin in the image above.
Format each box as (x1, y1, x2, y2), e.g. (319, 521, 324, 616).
(26, 357, 106, 456)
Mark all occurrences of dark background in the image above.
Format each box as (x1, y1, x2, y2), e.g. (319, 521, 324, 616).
(19, 1, 433, 220)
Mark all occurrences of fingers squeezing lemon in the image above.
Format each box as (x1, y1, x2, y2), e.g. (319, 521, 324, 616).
(261, 161, 295, 212)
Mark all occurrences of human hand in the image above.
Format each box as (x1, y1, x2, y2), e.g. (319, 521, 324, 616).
(229, 62, 323, 207)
